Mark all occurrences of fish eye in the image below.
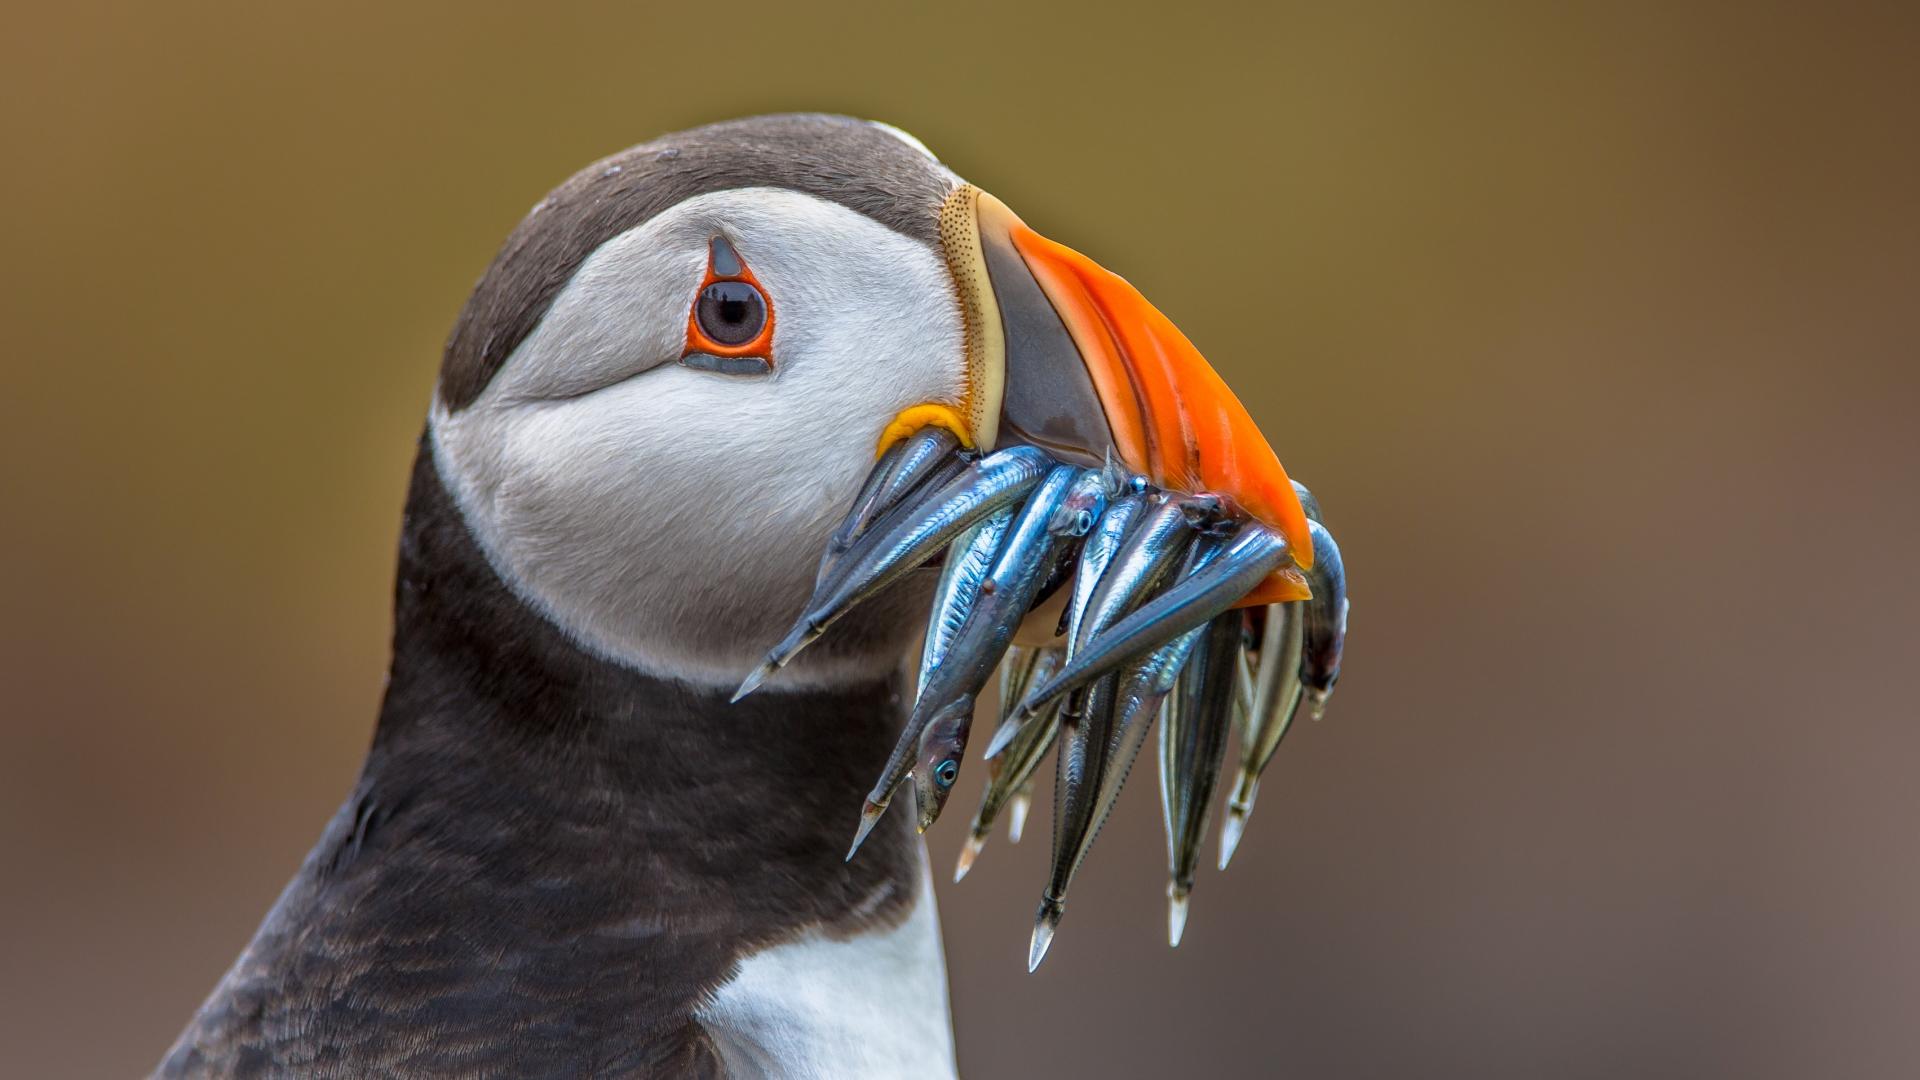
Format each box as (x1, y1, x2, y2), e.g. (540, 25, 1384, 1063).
(1074, 509, 1094, 534)
(696, 280, 767, 346)
(934, 760, 959, 788)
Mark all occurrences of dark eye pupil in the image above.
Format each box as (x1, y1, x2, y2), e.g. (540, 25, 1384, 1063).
(935, 761, 958, 787)
(697, 280, 767, 346)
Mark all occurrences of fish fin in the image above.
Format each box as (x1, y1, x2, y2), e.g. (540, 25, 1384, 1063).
(1218, 774, 1258, 869)
(730, 661, 773, 703)
(1168, 883, 1191, 947)
(954, 833, 986, 882)
(1007, 790, 1032, 843)
(844, 800, 888, 862)
(982, 712, 1026, 758)
(1028, 897, 1064, 972)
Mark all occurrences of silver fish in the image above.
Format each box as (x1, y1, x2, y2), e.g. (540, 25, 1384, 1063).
(839, 506, 1007, 862)
(1027, 504, 1202, 969)
(735, 444, 1053, 701)
(1003, 494, 1195, 746)
(1066, 488, 1148, 655)
(997, 646, 1065, 849)
(1000, 642, 1045, 701)
(1219, 600, 1305, 870)
(1007, 778, 1039, 843)
(816, 427, 966, 586)
(955, 646, 1066, 881)
(906, 466, 1081, 835)
(1299, 518, 1348, 719)
(1159, 610, 1243, 944)
(1018, 520, 1292, 720)
(911, 698, 974, 833)
(1084, 626, 1203, 873)
(955, 699, 1060, 880)
(1218, 515, 1348, 868)
(1006, 638, 1052, 707)
(919, 510, 1016, 693)
(1233, 644, 1257, 745)
(820, 430, 910, 583)
(1073, 495, 1195, 654)
(1030, 669, 1119, 971)
(1048, 467, 1115, 540)
(846, 465, 1080, 857)
(981, 490, 1147, 759)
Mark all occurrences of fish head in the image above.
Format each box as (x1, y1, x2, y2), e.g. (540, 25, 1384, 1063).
(912, 696, 976, 832)
(1047, 469, 1113, 539)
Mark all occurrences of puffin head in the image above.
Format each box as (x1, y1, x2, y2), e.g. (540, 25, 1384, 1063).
(431, 114, 1309, 688)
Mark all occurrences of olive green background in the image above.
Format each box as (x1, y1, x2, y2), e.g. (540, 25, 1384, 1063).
(4, 3, 1917, 1077)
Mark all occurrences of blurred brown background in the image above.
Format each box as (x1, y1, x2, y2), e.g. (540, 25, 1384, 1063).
(3, 2, 1917, 1077)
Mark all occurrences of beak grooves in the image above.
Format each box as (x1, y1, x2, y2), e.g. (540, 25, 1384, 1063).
(938, 185, 1007, 452)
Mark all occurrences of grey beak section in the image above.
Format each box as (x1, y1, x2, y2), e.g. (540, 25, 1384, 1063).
(980, 225, 1116, 469)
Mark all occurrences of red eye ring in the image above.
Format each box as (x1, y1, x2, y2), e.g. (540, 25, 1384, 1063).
(684, 235, 775, 365)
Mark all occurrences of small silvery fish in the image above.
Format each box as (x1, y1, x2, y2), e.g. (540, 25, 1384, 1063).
(1299, 518, 1348, 720)
(735, 444, 1053, 701)
(1030, 669, 1120, 971)
(1027, 499, 1200, 969)
(816, 428, 963, 585)
(920, 510, 1016, 692)
(848, 466, 1080, 856)
(845, 509, 1012, 860)
(1018, 521, 1294, 720)
(981, 489, 1148, 760)
(955, 646, 1064, 880)
(904, 467, 1081, 836)
(1048, 468, 1115, 540)
(1072, 495, 1194, 654)
(762, 408, 1353, 964)
(955, 696, 1061, 880)
(1219, 512, 1348, 868)
(1065, 489, 1149, 654)
(1219, 601, 1305, 870)
(1160, 610, 1243, 943)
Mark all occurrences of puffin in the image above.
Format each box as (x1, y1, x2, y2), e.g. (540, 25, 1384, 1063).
(158, 113, 1313, 1079)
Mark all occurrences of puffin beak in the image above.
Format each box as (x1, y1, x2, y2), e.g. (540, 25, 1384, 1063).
(932, 184, 1313, 598)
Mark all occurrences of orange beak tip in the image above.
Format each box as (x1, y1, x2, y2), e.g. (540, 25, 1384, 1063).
(1236, 567, 1312, 608)
(1261, 485, 1315, 572)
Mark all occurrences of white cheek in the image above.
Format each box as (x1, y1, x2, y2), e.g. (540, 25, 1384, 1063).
(434, 188, 965, 687)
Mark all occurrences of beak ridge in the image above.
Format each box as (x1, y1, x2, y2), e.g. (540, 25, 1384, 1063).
(959, 187, 1314, 570)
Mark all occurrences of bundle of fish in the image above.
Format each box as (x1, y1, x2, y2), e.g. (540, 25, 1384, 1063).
(734, 426, 1348, 970)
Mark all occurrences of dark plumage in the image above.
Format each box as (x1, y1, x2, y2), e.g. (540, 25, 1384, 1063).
(159, 447, 922, 1077)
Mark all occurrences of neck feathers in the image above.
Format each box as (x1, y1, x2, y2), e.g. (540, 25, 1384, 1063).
(374, 436, 922, 930)
(162, 439, 924, 1075)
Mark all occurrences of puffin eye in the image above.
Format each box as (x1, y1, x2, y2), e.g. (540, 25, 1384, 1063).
(934, 760, 959, 788)
(696, 280, 767, 346)
(682, 235, 776, 374)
